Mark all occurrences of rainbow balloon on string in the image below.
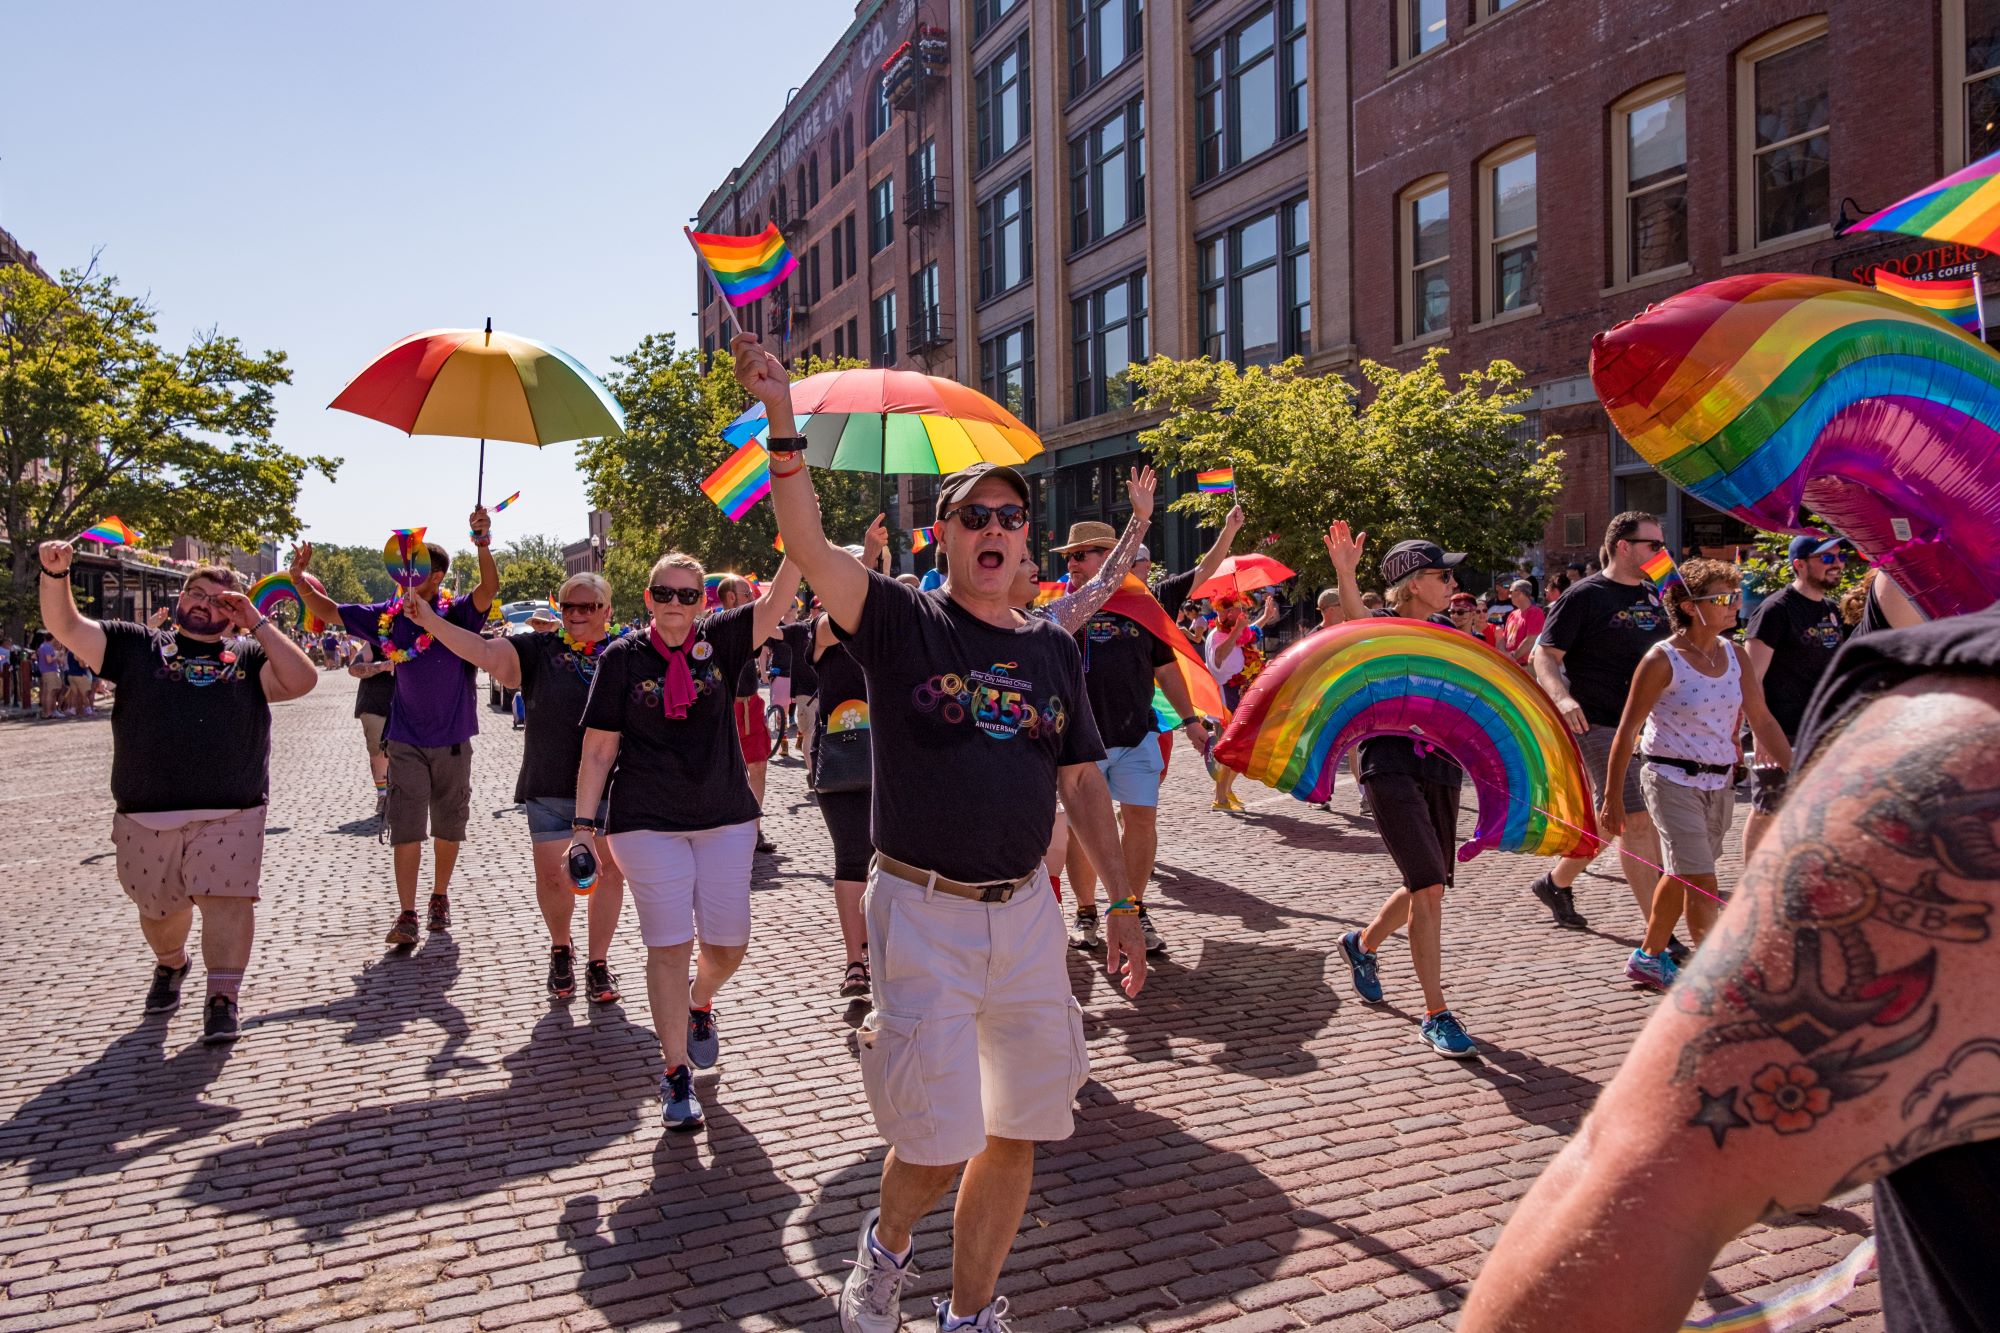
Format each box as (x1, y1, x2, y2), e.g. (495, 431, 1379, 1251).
(247, 572, 329, 633)
(1213, 620, 1597, 862)
(1591, 273, 2000, 619)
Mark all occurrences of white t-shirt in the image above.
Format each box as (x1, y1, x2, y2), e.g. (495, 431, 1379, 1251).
(1205, 627, 1244, 685)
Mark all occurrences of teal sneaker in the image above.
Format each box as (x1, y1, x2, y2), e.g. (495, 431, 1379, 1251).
(1625, 949, 1678, 992)
(1340, 930, 1384, 1003)
(1419, 1009, 1478, 1059)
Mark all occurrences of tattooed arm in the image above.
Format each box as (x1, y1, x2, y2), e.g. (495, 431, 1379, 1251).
(1461, 674, 2000, 1333)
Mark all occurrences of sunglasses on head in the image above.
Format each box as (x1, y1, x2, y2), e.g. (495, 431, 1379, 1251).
(944, 502, 1029, 532)
(648, 585, 703, 606)
(560, 600, 603, 614)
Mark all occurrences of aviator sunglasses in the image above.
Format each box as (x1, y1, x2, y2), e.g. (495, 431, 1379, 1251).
(944, 502, 1029, 532)
(648, 585, 704, 605)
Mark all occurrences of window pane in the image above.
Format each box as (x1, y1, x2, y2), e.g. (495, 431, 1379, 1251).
(1757, 133, 1830, 239)
(1411, 0, 1446, 56)
(1629, 181, 1689, 275)
(1240, 213, 1279, 268)
(1971, 0, 2000, 75)
(1755, 37, 1828, 148)
(1237, 10, 1275, 60)
(1240, 263, 1280, 365)
(1971, 72, 2000, 161)
(1415, 268, 1450, 336)
(1235, 51, 1277, 159)
(1094, 0, 1125, 75)
(1495, 237, 1538, 312)
(1492, 151, 1536, 237)
(1102, 281, 1128, 327)
(1099, 140, 1128, 234)
(1627, 92, 1686, 190)
(1411, 188, 1449, 266)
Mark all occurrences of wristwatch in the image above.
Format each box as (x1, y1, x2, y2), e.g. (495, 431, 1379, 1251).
(571, 817, 603, 831)
(767, 436, 806, 455)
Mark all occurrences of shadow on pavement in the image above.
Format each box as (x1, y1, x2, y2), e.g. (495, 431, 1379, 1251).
(1151, 861, 1360, 934)
(181, 1005, 658, 1239)
(1463, 1044, 1598, 1136)
(254, 933, 480, 1079)
(0, 1023, 240, 1186)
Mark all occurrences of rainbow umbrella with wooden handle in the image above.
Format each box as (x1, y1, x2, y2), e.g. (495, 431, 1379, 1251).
(328, 318, 625, 504)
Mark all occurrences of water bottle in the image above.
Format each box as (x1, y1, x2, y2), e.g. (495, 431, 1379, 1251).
(567, 840, 598, 896)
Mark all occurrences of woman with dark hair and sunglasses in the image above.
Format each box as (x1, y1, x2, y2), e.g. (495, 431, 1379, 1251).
(569, 552, 800, 1131)
(1595, 559, 1793, 991)
(405, 572, 630, 1006)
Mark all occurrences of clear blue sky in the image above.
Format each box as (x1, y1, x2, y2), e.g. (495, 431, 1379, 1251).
(3, 1, 853, 548)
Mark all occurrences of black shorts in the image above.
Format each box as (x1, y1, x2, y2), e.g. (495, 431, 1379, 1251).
(818, 789, 872, 883)
(1363, 772, 1461, 891)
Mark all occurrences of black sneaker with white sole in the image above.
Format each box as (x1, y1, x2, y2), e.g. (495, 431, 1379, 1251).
(585, 960, 621, 1005)
(1070, 906, 1101, 951)
(547, 945, 576, 999)
(144, 960, 192, 1014)
(1528, 872, 1588, 928)
(1138, 905, 1166, 956)
(201, 995, 240, 1045)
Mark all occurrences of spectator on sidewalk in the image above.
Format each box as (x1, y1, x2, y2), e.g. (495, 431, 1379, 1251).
(1741, 533, 1849, 852)
(1499, 579, 1545, 666)
(35, 632, 65, 719)
(36, 540, 318, 1043)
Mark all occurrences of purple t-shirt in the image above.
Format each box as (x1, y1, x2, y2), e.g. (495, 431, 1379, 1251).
(338, 595, 487, 748)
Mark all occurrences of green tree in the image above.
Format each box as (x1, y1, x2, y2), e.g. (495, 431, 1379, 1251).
(1128, 349, 1566, 590)
(499, 533, 568, 569)
(311, 545, 369, 604)
(0, 263, 336, 636)
(498, 555, 565, 604)
(576, 336, 884, 612)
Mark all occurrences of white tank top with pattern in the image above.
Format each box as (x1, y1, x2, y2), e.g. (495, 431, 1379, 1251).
(1638, 641, 1742, 790)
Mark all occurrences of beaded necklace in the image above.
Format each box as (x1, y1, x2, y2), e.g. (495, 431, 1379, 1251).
(558, 624, 627, 679)
(377, 591, 452, 664)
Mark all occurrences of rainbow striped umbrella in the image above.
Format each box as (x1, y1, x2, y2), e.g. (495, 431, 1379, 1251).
(1850, 148, 2000, 250)
(329, 319, 624, 504)
(720, 368, 1042, 505)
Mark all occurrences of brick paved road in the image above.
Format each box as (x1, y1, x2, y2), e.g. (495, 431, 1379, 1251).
(0, 672, 1880, 1332)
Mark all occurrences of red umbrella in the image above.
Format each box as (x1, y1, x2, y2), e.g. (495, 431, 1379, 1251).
(1191, 553, 1296, 602)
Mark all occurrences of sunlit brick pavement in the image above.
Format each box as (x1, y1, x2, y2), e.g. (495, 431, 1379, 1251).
(0, 671, 1881, 1332)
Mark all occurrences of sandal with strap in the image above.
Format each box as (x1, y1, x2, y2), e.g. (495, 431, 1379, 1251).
(839, 959, 871, 999)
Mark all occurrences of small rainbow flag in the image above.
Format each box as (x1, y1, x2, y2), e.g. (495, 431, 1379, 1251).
(1640, 548, 1681, 588)
(76, 516, 140, 547)
(1872, 270, 1984, 335)
(773, 533, 785, 553)
(493, 491, 521, 512)
(687, 223, 799, 307)
(1197, 468, 1235, 493)
(700, 440, 771, 521)
(911, 526, 935, 554)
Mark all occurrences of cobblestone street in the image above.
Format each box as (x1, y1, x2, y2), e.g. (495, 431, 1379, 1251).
(0, 672, 1880, 1332)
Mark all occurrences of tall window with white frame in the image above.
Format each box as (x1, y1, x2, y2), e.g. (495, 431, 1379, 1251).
(976, 35, 1031, 169)
(868, 73, 893, 143)
(871, 291, 898, 367)
(1402, 0, 1447, 62)
(1072, 271, 1148, 418)
(1069, 0, 1143, 96)
(1614, 80, 1688, 283)
(1195, 0, 1306, 182)
(869, 177, 896, 254)
(1961, 0, 2000, 163)
(1739, 19, 1830, 249)
(1402, 179, 1450, 341)
(1070, 97, 1145, 251)
(980, 323, 1036, 426)
(1197, 196, 1310, 366)
(1483, 145, 1538, 318)
(911, 263, 941, 348)
(978, 174, 1034, 299)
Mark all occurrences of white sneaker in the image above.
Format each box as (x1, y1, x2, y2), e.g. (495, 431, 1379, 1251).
(935, 1295, 1013, 1331)
(840, 1208, 915, 1332)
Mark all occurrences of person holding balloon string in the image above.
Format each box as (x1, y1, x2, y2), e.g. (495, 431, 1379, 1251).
(400, 571, 632, 1008)
(1592, 559, 1793, 990)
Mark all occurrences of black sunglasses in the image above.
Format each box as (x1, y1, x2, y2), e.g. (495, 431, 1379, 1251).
(944, 502, 1029, 532)
(648, 585, 703, 606)
(1625, 537, 1666, 551)
(560, 601, 604, 613)
(1065, 549, 1105, 562)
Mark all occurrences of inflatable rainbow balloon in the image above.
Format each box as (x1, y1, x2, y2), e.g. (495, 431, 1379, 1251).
(1214, 620, 1597, 862)
(1592, 273, 2000, 619)
(248, 572, 328, 633)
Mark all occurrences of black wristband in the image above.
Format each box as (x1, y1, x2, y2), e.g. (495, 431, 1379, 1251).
(39, 563, 67, 580)
(767, 436, 806, 453)
(571, 817, 601, 831)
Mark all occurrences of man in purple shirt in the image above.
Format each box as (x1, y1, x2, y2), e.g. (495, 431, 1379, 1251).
(293, 509, 499, 945)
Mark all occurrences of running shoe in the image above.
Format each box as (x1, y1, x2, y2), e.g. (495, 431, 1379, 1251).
(144, 960, 191, 1014)
(660, 1065, 703, 1132)
(840, 1208, 916, 1333)
(1339, 930, 1384, 1003)
(687, 1000, 719, 1069)
(1070, 906, 1101, 951)
(1528, 872, 1588, 929)
(840, 960, 871, 999)
(426, 894, 451, 932)
(1664, 936, 1690, 966)
(547, 945, 576, 999)
(201, 995, 241, 1046)
(384, 910, 421, 947)
(585, 960, 620, 1005)
(1137, 905, 1166, 956)
(1419, 1010, 1478, 1059)
(1625, 949, 1679, 992)
(935, 1295, 1013, 1331)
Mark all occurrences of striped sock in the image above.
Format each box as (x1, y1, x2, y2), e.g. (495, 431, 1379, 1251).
(206, 968, 244, 1001)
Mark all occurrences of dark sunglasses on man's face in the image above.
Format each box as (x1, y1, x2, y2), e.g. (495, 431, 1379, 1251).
(1625, 537, 1666, 551)
(648, 585, 703, 606)
(1815, 552, 1847, 565)
(560, 601, 603, 614)
(1065, 549, 1103, 563)
(944, 502, 1029, 532)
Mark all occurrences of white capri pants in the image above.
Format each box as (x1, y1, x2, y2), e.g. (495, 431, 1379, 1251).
(606, 821, 757, 948)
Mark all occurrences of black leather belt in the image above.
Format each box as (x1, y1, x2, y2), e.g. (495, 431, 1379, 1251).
(1641, 753, 1734, 777)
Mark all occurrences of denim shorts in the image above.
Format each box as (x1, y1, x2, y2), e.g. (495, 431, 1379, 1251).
(523, 795, 611, 844)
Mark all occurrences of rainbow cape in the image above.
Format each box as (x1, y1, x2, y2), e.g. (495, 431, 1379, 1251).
(701, 440, 771, 521)
(1871, 270, 1983, 335)
(688, 223, 798, 307)
(1103, 576, 1230, 725)
(1215, 619, 1596, 860)
(77, 516, 140, 546)
(1197, 468, 1235, 493)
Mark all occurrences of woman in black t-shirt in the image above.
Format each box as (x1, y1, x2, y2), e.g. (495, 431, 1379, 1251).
(571, 552, 799, 1132)
(347, 641, 396, 812)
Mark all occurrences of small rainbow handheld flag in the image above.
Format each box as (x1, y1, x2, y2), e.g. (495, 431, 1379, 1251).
(687, 223, 799, 308)
(1872, 269, 1984, 335)
(1197, 467, 1235, 493)
(701, 440, 771, 521)
(1640, 548, 1681, 589)
(493, 491, 521, 512)
(772, 533, 785, 553)
(911, 526, 935, 554)
(76, 516, 140, 547)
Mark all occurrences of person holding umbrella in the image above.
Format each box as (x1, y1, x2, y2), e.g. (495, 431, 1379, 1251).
(292, 511, 499, 947)
(1205, 589, 1277, 812)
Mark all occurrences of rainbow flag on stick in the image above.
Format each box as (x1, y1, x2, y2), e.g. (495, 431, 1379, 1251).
(1640, 548, 1682, 589)
(686, 224, 798, 335)
(1872, 269, 1985, 336)
(75, 516, 140, 547)
(772, 533, 785, 553)
(1197, 467, 1235, 493)
(911, 526, 935, 554)
(701, 440, 771, 521)
(493, 491, 521, 512)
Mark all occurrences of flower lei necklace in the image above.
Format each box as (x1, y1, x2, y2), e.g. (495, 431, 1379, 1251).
(559, 624, 626, 659)
(378, 591, 451, 664)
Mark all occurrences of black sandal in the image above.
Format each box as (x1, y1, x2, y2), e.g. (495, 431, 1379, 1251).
(839, 960, 871, 998)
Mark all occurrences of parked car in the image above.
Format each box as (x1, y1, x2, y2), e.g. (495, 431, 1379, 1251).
(486, 601, 552, 710)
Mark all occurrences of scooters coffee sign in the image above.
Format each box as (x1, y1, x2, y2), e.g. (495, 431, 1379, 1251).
(1844, 241, 1988, 286)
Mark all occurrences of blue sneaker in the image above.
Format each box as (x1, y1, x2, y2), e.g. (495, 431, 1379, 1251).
(1625, 948, 1678, 992)
(1419, 1010, 1478, 1059)
(687, 1000, 719, 1069)
(660, 1065, 703, 1131)
(1340, 930, 1383, 1003)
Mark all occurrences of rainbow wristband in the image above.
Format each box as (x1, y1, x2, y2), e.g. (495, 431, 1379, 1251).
(1107, 897, 1140, 915)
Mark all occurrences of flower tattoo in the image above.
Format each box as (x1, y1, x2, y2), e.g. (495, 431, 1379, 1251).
(1745, 1063, 1834, 1134)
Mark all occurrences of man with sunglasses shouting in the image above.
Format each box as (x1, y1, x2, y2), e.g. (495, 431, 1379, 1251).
(733, 331, 1143, 1333)
(1530, 512, 1674, 945)
(402, 572, 629, 1006)
(38, 542, 319, 1043)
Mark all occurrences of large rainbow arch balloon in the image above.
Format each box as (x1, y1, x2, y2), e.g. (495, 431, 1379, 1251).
(1591, 273, 2000, 619)
(1214, 620, 1597, 862)
(247, 572, 329, 633)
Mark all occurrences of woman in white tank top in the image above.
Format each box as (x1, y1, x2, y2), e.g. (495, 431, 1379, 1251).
(1594, 559, 1795, 992)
